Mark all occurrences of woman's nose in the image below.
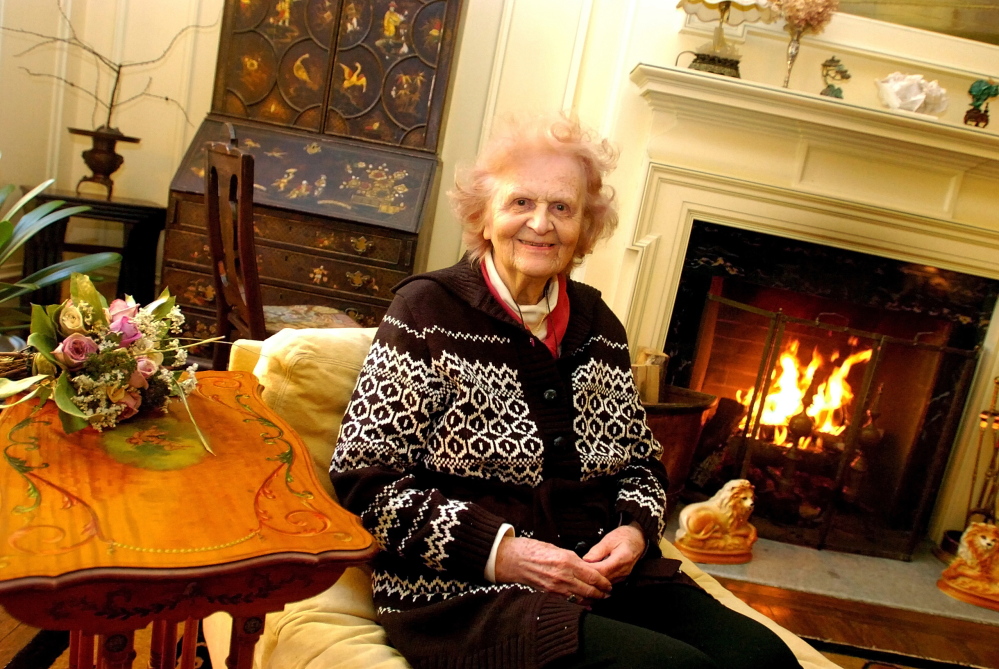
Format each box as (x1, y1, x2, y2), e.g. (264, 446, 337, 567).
(526, 207, 552, 234)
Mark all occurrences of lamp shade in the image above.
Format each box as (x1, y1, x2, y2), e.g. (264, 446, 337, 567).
(677, 0, 776, 26)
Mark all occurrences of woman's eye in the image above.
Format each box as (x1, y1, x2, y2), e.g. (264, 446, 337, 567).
(515, 198, 528, 207)
(553, 203, 568, 213)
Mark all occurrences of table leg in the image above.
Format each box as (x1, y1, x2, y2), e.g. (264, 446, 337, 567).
(150, 620, 178, 669)
(225, 616, 265, 669)
(97, 631, 135, 669)
(178, 618, 199, 669)
(70, 630, 96, 669)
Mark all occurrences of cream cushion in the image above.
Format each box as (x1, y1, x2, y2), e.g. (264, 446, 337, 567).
(205, 327, 840, 669)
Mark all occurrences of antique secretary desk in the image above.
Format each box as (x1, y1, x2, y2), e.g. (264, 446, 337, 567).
(163, 0, 462, 345)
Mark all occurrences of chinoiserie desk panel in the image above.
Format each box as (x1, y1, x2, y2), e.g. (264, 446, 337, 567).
(0, 371, 376, 668)
(21, 188, 167, 305)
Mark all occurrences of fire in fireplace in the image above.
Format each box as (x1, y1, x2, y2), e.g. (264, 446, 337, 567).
(666, 222, 999, 560)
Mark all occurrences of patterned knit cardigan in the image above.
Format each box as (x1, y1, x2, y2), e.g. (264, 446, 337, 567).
(330, 259, 670, 669)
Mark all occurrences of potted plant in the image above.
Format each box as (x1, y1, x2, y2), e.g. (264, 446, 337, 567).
(0, 177, 121, 347)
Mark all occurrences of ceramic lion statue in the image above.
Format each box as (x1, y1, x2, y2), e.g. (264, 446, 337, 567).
(938, 522, 999, 611)
(942, 522, 999, 581)
(674, 479, 757, 564)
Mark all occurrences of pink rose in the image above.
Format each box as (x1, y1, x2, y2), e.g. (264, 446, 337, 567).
(118, 390, 142, 420)
(106, 297, 139, 322)
(135, 356, 159, 378)
(53, 333, 99, 370)
(128, 369, 148, 389)
(110, 316, 142, 346)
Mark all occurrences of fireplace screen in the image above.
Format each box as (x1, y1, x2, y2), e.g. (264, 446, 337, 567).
(666, 222, 999, 560)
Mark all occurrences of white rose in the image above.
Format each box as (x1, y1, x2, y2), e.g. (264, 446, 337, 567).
(58, 303, 87, 335)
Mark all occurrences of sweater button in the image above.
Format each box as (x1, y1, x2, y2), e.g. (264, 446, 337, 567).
(553, 436, 567, 448)
(543, 389, 557, 401)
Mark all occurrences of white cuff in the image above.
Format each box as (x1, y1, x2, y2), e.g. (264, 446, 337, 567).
(484, 523, 515, 583)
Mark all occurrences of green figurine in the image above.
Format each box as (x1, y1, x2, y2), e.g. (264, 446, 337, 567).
(819, 56, 850, 99)
(965, 79, 999, 128)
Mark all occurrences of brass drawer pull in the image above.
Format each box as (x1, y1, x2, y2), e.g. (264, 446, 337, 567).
(345, 270, 374, 290)
(350, 236, 376, 255)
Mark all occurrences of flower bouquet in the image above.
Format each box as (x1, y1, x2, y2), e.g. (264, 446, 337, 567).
(0, 273, 217, 450)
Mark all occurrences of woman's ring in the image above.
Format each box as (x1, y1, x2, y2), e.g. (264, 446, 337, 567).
(567, 594, 578, 604)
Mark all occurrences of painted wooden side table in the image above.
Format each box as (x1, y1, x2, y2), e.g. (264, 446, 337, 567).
(0, 371, 376, 669)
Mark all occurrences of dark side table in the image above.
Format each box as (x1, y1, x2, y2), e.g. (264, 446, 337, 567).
(21, 188, 167, 305)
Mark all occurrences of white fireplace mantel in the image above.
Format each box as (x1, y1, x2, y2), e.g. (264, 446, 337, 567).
(623, 64, 999, 540)
(629, 64, 999, 227)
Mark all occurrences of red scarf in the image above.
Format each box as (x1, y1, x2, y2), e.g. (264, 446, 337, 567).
(480, 262, 570, 357)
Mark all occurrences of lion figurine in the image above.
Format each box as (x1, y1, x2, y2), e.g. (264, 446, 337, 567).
(674, 479, 757, 564)
(937, 522, 999, 613)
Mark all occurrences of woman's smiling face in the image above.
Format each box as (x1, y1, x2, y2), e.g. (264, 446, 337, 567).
(484, 151, 585, 304)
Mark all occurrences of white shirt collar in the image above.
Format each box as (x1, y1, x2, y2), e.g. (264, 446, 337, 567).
(483, 250, 559, 338)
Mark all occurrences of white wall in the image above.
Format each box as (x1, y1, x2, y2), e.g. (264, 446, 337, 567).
(0, 0, 223, 203)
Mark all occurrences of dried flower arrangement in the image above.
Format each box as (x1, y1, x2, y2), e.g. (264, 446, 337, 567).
(773, 0, 839, 35)
(772, 0, 840, 87)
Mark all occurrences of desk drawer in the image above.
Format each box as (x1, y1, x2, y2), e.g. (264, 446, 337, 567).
(164, 229, 212, 269)
(255, 213, 411, 267)
(171, 197, 413, 268)
(255, 245, 405, 301)
(165, 229, 404, 302)
(162, 267, 387, 328)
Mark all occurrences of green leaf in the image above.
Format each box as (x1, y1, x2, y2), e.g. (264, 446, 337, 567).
(0, 374, 48, 400)
(12, 199, 63, 228)
(0, 204, 91, 266)
(59, 409, 89, 434)
(150, 295, 176, 320)
(2, 179, 55, 222)
(0, 385, 44, 407)
(0, 184, 16, 211)
(25, 252, 120, 288)
(70, 273, 109, 328)
(54, 372, 88, 419)
(0, 254, 120, 307)
(0, 219, 13, 249)
(30, 304, 57, 341)
(27, 332, 60, 369)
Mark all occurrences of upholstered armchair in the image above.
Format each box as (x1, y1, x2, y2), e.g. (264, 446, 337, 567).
(203, 327, 840, 669)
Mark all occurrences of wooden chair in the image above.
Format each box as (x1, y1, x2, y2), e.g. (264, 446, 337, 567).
(203, 126, 357, 370)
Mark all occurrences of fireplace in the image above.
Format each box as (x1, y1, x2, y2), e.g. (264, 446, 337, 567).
(620, 64, 999, 558)
(664, 222, 998, 559)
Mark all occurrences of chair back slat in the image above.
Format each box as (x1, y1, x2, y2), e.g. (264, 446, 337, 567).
(204, 133, 266, 369)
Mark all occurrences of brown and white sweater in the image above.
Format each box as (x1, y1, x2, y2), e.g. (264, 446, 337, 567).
(330, 259, 670, 669)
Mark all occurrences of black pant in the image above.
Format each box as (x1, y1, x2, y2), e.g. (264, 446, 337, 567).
(549, 582, 803, 669)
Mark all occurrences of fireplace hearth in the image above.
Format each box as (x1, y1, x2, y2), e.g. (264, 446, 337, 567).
(666, 222, 999, 560)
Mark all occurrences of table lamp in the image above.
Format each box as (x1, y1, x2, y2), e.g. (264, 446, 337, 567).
(677, 0, 776, 78)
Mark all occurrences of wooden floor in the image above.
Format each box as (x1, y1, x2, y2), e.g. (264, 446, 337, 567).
(719, 577, 999, 669)
(0, 606, 40, 667)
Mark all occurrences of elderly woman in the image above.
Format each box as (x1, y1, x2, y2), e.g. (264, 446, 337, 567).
(330, 115, 801, 669)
